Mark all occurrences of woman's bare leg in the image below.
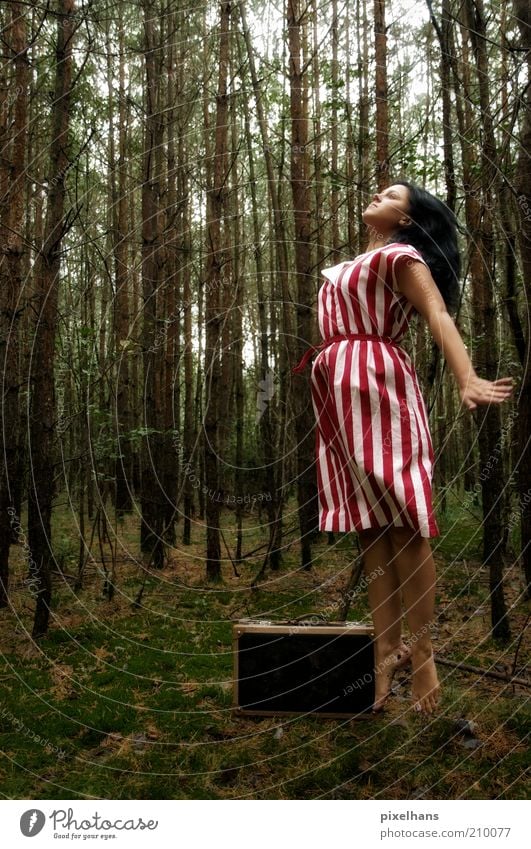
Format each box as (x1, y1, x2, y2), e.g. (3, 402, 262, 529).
(358, 527, 410, 710)
(388, 527, 440, 714)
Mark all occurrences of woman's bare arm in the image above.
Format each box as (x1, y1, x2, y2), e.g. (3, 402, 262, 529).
(395, 259, 514, 411)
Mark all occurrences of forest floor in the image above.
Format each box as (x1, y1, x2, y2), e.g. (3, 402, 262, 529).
(0, 495, 529, 800)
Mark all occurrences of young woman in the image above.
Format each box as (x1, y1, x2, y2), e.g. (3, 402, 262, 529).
(293, 180, 514, 715)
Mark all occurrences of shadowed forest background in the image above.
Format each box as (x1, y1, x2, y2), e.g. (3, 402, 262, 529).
(0, 0, 529, 800)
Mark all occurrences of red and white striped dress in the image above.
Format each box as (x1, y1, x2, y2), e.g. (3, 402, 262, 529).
(310, 242, 439, 538)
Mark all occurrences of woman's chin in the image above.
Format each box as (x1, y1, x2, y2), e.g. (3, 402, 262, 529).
(362, 213, 380, 229)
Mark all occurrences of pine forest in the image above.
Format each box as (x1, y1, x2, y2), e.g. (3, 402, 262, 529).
(0, 0, 529, 802)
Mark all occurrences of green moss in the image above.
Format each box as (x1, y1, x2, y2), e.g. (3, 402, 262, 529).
(1, 499, 528, 800)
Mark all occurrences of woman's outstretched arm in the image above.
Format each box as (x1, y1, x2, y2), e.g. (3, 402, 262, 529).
(395, 259, 514, 411)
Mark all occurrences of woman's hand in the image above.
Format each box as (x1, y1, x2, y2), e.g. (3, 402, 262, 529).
(459, 375, 514, 411)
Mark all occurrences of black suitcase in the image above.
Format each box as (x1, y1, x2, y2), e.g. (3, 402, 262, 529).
(232, 619, 375, 718)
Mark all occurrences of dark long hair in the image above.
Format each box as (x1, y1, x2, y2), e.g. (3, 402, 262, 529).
(389, 180, 461, 313)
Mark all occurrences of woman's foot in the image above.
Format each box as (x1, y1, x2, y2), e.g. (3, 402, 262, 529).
(411, 647, 440, 715)
(372, 643, 410, 712)
(395, 641, 412, 668)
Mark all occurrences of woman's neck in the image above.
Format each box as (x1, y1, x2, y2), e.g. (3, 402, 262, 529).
(364, 227, 393, 252)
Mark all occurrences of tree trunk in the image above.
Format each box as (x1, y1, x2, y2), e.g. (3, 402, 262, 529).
(110, 0, 133, 516)
(239, 0, 294, 572)
(203, 1, 231, 581)
(28, 0, 76, 637)
(140, 0, 165, 569)
(356, 0, 371, 255)
(374, 0, 389, 189)
(330, 0, 340, 259)
(513, 0, 531, 598)
(182, 192, 194, 544)
(236, 25, 280, 569)
(0, 2, 29, 608)
(426, 0, 457, 210)
(229, 86, 244, 559)
(162, 7, 179, 546)
(463, 0, 510, 640)
(287, 0, 318, 570)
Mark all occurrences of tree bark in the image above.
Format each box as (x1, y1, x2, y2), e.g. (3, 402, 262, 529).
(356, 0, 371, 255)
(203, 1, 231, 581)
(513, 0, 531, 598)
(162, 6, 179, 546)
(463, 0, 510, 640)
(140, 0, 166, 569)
(238, 0, 294, 572)
(0, 2, 29, 608)
(109, 0, 133, 516)
(426, 0, 457, 210)
(374, 0, 389, 189)
(28, 0, 76, 637)
(287, 0, 318, 570)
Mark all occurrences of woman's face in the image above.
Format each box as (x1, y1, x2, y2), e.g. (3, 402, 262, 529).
(361, 184, 412, 236)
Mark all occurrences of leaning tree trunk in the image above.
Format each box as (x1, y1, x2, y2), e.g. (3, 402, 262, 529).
(203, 0, 231, 581)
(237, 29, 280, 569)
(28, 0, 76, 638)
(287, 0, 318, 570)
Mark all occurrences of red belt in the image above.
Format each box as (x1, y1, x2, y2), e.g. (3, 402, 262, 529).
(291, 332, 398, 374)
